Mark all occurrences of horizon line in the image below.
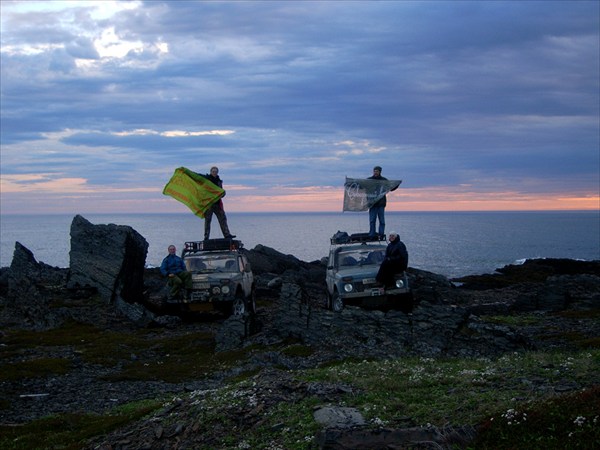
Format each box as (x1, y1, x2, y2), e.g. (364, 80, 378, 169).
(1, 209, 598, 217)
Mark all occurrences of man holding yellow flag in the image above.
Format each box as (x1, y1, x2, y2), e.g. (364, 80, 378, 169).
(163, 166, 235, 240)
(200, 166, 235, 240)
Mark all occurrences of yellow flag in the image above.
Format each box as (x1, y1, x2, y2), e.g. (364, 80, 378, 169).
(163, 167, 225, 218)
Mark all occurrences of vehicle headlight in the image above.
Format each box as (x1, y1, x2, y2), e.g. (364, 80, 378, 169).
(343, 283, 354, 293)
(395, 279, 405, 288)
(212, 286, 221, 294)
(221, 286, 230, 294)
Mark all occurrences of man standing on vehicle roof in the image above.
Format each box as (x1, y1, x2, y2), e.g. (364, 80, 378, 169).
(160, 245, 193, 299)
(201, 166, 235, 240)
(368, 165, 390, 237)
(376, 232, 408, 288)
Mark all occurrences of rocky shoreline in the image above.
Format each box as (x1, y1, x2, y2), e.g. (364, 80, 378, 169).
(1, 216, 599, 449)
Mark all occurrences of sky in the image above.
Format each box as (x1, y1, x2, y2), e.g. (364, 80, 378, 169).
(1, 0, 599, 214)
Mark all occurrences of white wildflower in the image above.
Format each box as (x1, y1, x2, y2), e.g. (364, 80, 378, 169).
(574, 416, 586, 427)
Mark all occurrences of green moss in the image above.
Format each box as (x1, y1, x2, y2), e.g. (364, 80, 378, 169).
(281, 344, 314, 358)
(482, 314, 544, 326)
(0, 399, 162, 450)
(0, 357, 71, 382)
(553, 308, 600, 319)
(473, 386, 600, 449)
(226, 368, 261, 383)
(1, 322, 232, 383)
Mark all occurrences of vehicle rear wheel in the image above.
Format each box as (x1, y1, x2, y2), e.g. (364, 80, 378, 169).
(330, 290, 343, 312)
(231, 291, 246, 316)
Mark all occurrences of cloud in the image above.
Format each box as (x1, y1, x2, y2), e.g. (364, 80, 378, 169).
(0, 0, 598, 213)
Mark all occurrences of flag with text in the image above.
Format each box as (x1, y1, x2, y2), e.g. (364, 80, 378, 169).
(343, 177, 401, 211)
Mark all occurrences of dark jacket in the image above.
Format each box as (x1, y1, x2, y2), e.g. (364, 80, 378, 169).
(205, 174, 223, 189)
(384, 236, 409, 272)
(200, 173, 225, 209)
(376, 236, 408, 286)
(368, 174, 388, 208)
(160, 254, 187, 276)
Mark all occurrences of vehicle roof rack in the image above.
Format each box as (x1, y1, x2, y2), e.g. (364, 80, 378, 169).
(330, 231, 386, 245)
(183, 238, 243, 254)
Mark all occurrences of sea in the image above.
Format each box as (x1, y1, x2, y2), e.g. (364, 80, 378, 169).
(1, 211, 599, 279)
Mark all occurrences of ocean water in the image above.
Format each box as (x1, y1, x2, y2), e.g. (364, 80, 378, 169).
(1, 211, 598, 278)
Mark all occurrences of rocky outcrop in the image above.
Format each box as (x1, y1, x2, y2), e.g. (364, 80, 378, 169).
(3, 220, 599, 354)
(453, 258, 600, 290)
(264, 282, 530, 359)
(2, 242, 68, 329)
(67, 215, 148, 306)
(315, 423, 476, 450)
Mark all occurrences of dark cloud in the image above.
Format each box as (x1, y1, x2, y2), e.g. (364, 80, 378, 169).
(0, 1, 598, 212)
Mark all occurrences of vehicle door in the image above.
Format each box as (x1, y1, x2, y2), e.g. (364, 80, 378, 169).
(238, 254, 253, 296)
(325, 248, 338, 295)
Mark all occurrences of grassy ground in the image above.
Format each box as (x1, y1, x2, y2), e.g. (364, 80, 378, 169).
(1, 317, 598, 449)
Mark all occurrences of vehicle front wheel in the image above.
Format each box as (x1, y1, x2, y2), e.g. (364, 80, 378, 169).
(231, 291, 246, 316)
(329, 290, 344, 312)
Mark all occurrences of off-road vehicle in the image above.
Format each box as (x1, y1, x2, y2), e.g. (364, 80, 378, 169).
(325, 232, 410, 312)
(176, 238, 256, 316)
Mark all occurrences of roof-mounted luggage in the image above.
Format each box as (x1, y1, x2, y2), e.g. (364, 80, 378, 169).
(183, 238, 243, 254)
(330, 231, 386, 245)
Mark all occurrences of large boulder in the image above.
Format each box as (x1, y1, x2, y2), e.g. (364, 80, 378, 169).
(4, 242, 67, 329)
(67, 215, 148, 305)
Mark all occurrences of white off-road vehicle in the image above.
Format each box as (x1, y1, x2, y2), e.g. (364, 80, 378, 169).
(178, 239, 256, 316)
(325, 232, 410, 312)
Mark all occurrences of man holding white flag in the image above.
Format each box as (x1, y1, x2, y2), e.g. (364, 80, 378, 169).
(368, 166, 391, 237)
(343, 166, 401, 237)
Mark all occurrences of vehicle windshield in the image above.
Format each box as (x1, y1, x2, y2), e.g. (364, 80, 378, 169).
(337, 248, 384, 267)
(185, 255, 238, 272)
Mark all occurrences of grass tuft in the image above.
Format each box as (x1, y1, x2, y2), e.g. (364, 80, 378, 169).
(0, 399, 161, 450)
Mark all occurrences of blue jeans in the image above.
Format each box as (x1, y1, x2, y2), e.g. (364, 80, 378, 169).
(369, 206, 385, 236)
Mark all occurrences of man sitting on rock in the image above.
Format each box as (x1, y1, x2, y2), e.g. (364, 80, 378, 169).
(376, 232, 408, 288)
(160, 245, 192, 299)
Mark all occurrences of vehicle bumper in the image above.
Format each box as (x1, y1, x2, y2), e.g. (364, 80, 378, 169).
(340, 287, 410, 299)
(166, 290, 233, 304)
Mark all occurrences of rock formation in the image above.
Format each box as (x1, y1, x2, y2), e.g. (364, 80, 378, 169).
(2, 242, 67, 329)
(67, 214, 148, 307)
(1, 217, 598, 355)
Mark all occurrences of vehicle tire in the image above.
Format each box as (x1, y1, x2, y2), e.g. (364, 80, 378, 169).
(246, 286, 256, 314)
(330, 290, 344, 312)
(231, 290, 246, 316)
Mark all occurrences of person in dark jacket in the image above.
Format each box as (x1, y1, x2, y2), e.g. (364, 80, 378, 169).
(376, 232, 408, 288)
(160, 245, 192, 298)
(368, 165, 389, 237)
(201, 166, 235, 240)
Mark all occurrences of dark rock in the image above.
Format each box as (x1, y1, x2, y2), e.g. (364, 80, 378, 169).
(215, 313, 261, 352)
(3, 242, 68, 329)
(314, 406, 365, 429)
(246, 244, 305, 274)
(67, 215, 148, 305)
(315, 424, 476, 450)
(266, 281, 530, 358)
(453, 258, 600, 290)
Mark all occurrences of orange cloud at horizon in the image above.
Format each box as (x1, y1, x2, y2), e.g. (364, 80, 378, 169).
(225, 186, 600, 212)
(0, 182, 597, 214)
